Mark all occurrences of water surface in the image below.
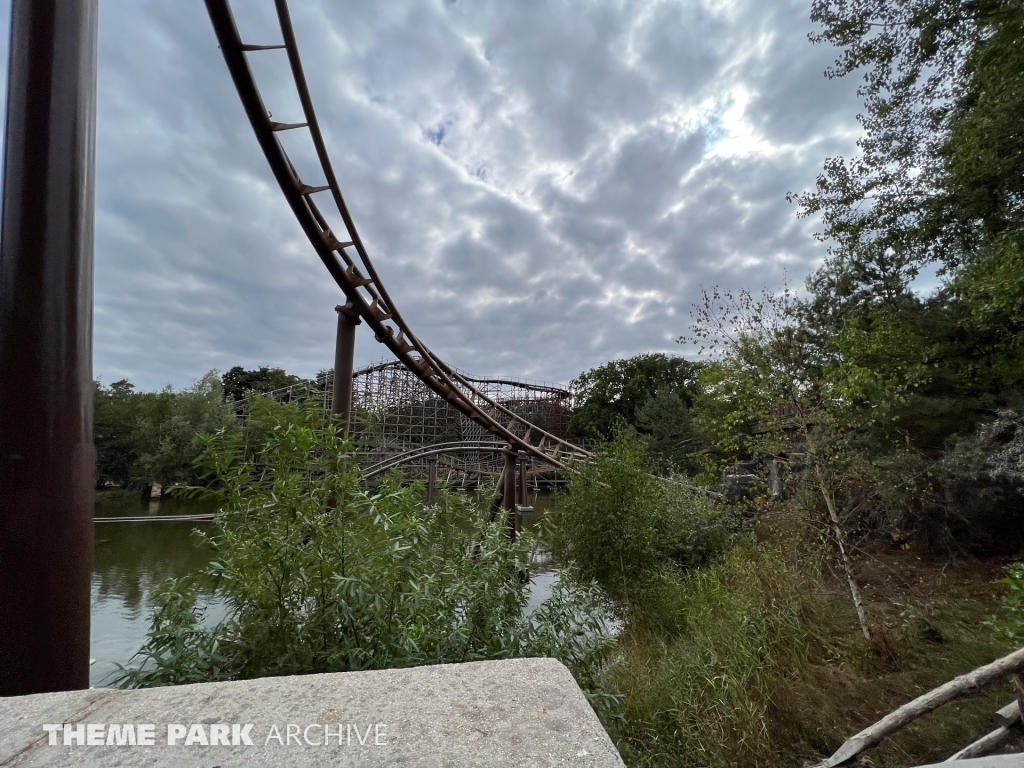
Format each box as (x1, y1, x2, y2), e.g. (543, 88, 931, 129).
(91, 493, 220, 687)
(90, 489, 564, 687)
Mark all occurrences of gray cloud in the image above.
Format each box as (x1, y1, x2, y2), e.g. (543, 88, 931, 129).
(0, 0, 862, 390)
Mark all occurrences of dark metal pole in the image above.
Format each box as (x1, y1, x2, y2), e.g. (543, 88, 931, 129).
(0, 0, 98, 695)
(426, 457, 436, 504)
(502, 447, 517, 542)
(518, 452, 529, 507)
(331, 303, 360, 432)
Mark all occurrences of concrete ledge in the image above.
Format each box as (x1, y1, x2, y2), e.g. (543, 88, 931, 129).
(916, 757, 1024, 767)
(0, 657, 624, 767)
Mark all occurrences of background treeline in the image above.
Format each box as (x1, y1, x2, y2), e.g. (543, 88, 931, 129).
(94, 365, 320, 490)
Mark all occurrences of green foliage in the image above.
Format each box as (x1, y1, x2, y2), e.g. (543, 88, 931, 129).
(941, 1, 1024, 248)
(568, 354, 701, 443)
(134, 372, 238, 487)
(686, 286, 829, 476)
(94, 372, 238, 489)
(794, 0, 1024, 272)
(992, 562, 1024, 646)
(608, 544, 831, 767)
(603, 540, 1011, 768)
(221, 365, 305, 403)
(786, 0, 1024, 457)
(94, 379, 143, 488)
(120, 398, 614, 688)
(550, 433, 733, 613)
(635, 388, 700, 474)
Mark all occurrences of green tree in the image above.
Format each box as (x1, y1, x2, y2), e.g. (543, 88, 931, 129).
(94, 379, 143, 488)
(635, 388, 700, 474)
(790, 0, 1024, 450)
(792, 0, 1024, 274)
(568, 353, 701, 443)
(685, 286, 934, 639)
(135, 371, 238, 487)
(221, 365, 304, 403)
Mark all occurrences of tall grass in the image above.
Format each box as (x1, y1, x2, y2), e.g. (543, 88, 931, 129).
(552, 435, 1014, 767)
(599, 538, 1012, 768)
(606, 544, 839, 767)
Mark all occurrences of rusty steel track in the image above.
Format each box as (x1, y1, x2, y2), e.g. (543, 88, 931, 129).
(363, 442, 564, 481)
(361, 441, 505, 480)
(204, 0, 590, 470)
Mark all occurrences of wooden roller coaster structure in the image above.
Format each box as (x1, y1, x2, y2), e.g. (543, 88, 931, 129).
(232, 359, 575, 489)
(204, 0, 592, 478)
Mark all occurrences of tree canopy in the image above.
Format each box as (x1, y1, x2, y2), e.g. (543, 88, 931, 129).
(221, 366, 305, 403)
(567, 353, 702, 442)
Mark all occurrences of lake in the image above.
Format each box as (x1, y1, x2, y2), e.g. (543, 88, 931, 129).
(90, 490, 561, 687)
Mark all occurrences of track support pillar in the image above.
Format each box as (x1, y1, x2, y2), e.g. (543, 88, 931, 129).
(426, 457, 437, 504)
(502, 447, 518, 541)
(0, 0, 99, 695)
(331, 303, 361, 433)
(518, 452, 529, 508)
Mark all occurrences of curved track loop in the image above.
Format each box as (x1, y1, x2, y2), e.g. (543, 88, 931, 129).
(362, 441, 504, 480)
(363, 442, 562, 483)
(205, 0, 589, 471)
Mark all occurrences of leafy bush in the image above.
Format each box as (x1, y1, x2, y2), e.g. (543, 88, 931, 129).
(550, 433, 734, 611)
(992, 562, 1024, 647)
(120, 398, 613, 688)
(931, 408, 1024, 553)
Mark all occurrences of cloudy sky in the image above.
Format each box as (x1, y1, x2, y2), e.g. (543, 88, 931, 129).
(1, 0, 862, 391)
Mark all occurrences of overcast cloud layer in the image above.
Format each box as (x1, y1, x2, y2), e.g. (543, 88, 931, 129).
(0, 0, 861, 390)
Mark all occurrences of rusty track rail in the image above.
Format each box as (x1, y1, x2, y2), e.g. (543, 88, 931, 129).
(204, 0, 589, 470)
(361, 441, 505, 479)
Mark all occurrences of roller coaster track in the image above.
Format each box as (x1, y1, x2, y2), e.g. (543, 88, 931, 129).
(361, 441, 566, 481)
(205, 0, 590, 471)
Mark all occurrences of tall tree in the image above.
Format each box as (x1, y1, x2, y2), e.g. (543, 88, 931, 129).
(568, 354, 701, 442)
(791, 0, 1023, 275)
(791, 0, 1024, 445)
(221, 366, 304, 403)
(136, 372, 238, 487)
(94, 379, 141, 488)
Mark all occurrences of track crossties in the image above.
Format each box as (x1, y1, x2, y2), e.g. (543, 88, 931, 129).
(204, 0, 590, 472)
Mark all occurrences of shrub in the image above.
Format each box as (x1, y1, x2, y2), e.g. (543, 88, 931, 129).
(550, 432, 734, 612)
(992, 561, 1024, 647)
(932, 408, 1024, 553)
(120, 398, 613, 688)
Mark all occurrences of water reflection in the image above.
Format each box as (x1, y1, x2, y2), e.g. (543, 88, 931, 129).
(91, 493, 220, 687)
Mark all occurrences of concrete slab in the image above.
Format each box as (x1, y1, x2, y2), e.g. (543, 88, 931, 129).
(915, 756, 1024, 767)
(0, 688, 115, 765)
(0, 657, 624, 767)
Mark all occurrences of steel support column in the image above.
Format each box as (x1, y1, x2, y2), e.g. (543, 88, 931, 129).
(331, 303, 361, 432)
(0, 0, 98, 695)
(518, 452, 529, 507)
(502, 447, 517, 541)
